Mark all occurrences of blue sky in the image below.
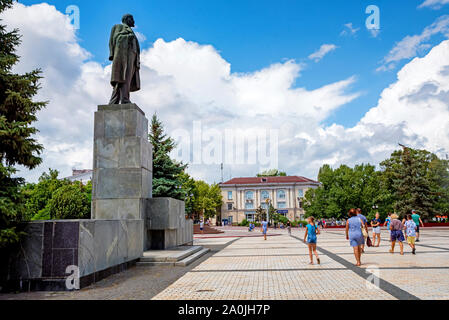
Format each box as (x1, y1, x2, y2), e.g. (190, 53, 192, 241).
(19, 0, 447, 127)
(5, 0, 449, 182)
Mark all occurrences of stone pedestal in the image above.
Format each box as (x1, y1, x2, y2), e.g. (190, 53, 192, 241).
(92, 104, 152, 220)
(146, 198, 193, 250)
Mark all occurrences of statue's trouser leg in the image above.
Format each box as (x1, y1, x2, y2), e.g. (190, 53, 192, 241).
(109, 84, 121, 104)
(120, 51, 137, 104)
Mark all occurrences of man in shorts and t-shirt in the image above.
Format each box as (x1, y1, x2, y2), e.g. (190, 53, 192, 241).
(411, 210, 424, 242)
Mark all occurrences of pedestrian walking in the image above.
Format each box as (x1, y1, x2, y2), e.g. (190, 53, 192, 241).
(287, 220, 292, 235)
(261, 219, 268, 241)
(389, 214, 405, 255)
(356, 208, 369, 253)
(346, 209, 364, 266)
(303, 216, 320, 265)
(411, 210, 425, 242)
(371, 212, 382, 247)
(384, 213, 392, 242)
(200, 220, 204, 234)
(404, 214, 417, 254)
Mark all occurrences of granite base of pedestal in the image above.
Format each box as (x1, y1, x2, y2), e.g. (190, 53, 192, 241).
(146, 198, 193, 250)
(0, 219, 143, 292)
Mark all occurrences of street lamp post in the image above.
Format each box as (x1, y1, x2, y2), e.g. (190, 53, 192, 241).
(265, 198, 270, 225)
(297, 197, 303, 220)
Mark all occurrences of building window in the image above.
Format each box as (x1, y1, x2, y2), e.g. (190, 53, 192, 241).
(261, 190, 270, 200)
(245, 213, 255, 222)
(261, 203, 268, 210)
(227, 203, 233, 211)
(245, 191, 254, 200)
(228, 191, 233, 200)
(277, 190, 286, 200)
(245, 202, 254, 210)
(298, 189, 304, 198)
(277, 202, 287, 209)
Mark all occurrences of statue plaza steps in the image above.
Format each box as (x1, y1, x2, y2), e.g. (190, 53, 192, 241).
(193, 225, 224, 234)
(137, 246, 210, 267)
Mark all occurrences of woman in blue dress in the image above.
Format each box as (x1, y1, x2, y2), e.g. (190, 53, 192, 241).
(303, 217, 321, 265)
(346, 208, 365, 266)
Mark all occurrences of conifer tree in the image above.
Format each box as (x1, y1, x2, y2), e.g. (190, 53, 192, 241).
(0, 0, 47, 247)
(149, 113, 187, 199)
(381, 147, 436, 218)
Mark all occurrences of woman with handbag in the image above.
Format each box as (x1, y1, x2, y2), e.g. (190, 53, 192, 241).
(346, 209, 365, 266)
(356, 208, 369, 253)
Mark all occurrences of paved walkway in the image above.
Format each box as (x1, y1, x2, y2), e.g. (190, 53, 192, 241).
(2, 227, 448, 300)
(154, 227, 449, 300)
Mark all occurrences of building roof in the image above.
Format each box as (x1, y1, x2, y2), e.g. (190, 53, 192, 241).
(72, 169, 93, 176)
(62, 169, 93, 181)
(220, 176, 319, 186)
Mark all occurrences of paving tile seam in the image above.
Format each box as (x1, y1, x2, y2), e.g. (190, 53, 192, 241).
(190, 268, 350, 272)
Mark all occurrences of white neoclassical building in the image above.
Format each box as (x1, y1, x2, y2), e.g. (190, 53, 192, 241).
(218, 176, 320, 224)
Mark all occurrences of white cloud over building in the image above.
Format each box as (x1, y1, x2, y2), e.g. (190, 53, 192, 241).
(2, 2, 449, 183)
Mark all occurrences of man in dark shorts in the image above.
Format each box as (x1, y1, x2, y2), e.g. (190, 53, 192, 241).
(389, 214, 405, 255)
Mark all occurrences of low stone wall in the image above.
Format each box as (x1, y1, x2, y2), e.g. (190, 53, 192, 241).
(146, 198, 193, 250)
(1, 219, 143, 292)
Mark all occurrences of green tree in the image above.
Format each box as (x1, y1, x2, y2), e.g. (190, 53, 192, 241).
(194, 180, 222, 220)
(178, 171, 198, 216)
(257, 169, 287, 177)
(380, 147, 447, 219)
(21, 169, 69, 220)
(48, 183, 91, 220)
(255, 206, 266, 222)
(149, 113, 187, 199)
(0, 0, 47, 248)
(304, 164, 383, 219)
(429, 157, 449, 215)
(268, 203, 277, 224)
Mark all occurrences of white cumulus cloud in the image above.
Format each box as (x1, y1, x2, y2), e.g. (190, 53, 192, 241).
(2, 2, 449, 184)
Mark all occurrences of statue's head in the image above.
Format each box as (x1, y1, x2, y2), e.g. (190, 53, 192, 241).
(122, 14, 135, 28)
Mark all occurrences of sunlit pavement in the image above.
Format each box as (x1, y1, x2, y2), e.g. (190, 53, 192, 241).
(154, 227, 449, 300)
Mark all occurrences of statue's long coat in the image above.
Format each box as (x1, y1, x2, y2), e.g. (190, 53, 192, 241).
(109, 24, 141, 92)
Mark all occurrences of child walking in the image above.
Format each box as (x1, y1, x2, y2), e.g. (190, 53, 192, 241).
(404, 214, 417, 255)
(304, 217, 321, 265)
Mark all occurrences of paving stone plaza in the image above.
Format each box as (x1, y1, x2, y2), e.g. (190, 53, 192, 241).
(154, 227, 449, 300)
(2, 227, 449, 300)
